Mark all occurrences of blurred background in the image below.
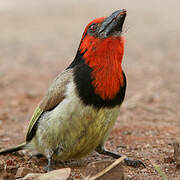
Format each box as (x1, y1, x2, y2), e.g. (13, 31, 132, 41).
(0, 0, 180, 178)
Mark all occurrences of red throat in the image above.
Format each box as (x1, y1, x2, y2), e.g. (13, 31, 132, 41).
(80, 35, 125, 100)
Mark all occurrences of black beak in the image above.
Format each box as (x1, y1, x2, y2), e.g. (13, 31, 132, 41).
(98, 9, 126, 38)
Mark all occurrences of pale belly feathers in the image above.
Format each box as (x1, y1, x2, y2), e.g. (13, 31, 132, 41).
(31, 80, 120, 160)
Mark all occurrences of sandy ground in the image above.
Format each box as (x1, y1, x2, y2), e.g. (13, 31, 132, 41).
(0, 0, 180, 179)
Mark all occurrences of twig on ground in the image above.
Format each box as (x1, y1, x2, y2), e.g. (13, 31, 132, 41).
(86, 156, 126, 180)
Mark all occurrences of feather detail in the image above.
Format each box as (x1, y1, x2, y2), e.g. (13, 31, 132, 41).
(40, 69, 73, 111)
(26, 106, 43, 141)
(26, 69, 74, 141)
(0, 142, 26, 155)
(80, 35, 125, 100)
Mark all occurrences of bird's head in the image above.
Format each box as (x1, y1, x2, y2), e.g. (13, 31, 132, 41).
(73, 10, 127, 101)
(79, 9, 126, 64)
(81, 9, 126, 40)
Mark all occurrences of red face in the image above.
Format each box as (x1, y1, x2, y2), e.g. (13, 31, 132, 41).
(78, 10, 126, 100)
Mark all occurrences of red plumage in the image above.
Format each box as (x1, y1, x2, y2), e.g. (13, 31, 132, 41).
(80, 18, 125, 100)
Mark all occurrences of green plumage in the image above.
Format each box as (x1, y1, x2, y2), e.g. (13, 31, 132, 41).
(26, 106, 44, 141)
(0, 142, 26, 155)
(30, 100, 119, 160)
(0, 106, 43, 155)
(0, 69, 72, 156)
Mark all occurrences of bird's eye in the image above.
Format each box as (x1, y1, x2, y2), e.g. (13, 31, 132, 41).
(89, 24, 97, 31)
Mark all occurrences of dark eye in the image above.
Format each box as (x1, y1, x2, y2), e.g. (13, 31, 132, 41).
(89, 24, 97, 31)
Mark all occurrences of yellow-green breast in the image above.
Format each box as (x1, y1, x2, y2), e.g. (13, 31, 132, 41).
(30, 80, 120, 160)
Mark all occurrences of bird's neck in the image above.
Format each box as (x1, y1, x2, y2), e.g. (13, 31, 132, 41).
(81, 36, 125, 100)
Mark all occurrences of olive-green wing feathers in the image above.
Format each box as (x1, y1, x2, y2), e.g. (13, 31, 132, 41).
(26, 107, 43, 141)
(26, 68, 73, 142)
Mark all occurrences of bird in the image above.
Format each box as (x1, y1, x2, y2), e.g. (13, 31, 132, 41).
(0, 9, 145, 171)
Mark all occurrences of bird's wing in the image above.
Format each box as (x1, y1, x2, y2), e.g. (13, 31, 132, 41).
(26, 68, 73, 141)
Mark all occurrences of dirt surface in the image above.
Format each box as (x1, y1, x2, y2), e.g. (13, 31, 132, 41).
(0, 0, 180, 179)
